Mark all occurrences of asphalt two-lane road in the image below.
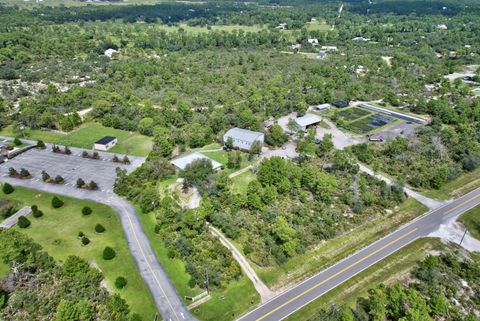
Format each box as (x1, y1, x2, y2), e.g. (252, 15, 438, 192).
(238, 188, 480, 321)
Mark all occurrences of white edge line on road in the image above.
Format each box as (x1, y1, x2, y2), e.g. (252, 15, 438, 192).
(237, 188, 480, 320)
(277, 235, 420, 321)
(118, 202, 182, 321)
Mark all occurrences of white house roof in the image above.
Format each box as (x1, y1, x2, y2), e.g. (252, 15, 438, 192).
(104, 48, 118, 58)
(294, 113, 322, 127)
(171, 152, 222, 171)
(224, 128, 264, 144)
(315, 103, 330, 110)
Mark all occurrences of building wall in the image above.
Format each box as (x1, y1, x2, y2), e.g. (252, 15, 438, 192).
(94, 139, 117, 151)
(223, 133, 264, 151)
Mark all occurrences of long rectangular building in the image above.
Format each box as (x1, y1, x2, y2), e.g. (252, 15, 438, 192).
(223, 128, 264, 150)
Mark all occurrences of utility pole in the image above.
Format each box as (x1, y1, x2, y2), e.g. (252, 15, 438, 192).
(459, 227, 468, 246)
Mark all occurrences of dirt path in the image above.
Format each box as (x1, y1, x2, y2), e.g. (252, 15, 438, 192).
(208, 225, 275, 302)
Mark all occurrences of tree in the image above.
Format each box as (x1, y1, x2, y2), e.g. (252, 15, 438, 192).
(82, 206, 92, 216)
(8, 167, 17, 177)
(42, 170, 50, 182)
(227, 151, 242, 169)
(36, 140, 46, 149)
(115, 276, 128, 289)
(52, 196, 64, 208)
(17, 216, 31, 228)
(155, 138, 173, 157)
(76, 178, 85, 188)
(103, 246, 116, 260)
(317, 133, 334, 156)
(88, 181, 98, 190)
(95, 224, 105, 233)
(82, 151, 89, 158)
(2, 183, 14, 194)
(92, 151, 99, 159)
(267, 124, 288, 147)
(250, 140, 262, 155)
(20, 168, 31, 178)
(225, 136, 234, 149)
(112, 155, 119, 162)
(180, 158, 215, 190)
(122, 156, 130, 164)
(32, 205, 44, 218)
(55, 175, 64, 184)
(13, 137, 22, 146)
(81, 236, 90, 246)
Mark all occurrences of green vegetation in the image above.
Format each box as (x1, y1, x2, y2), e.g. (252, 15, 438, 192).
(0, 229, 139, 320)
(285, 238, 443, 321)
(458, 205, 480, 240)
(302, 241, 480, 321)
(0, 123, 153, 157)
(231, 170, 256, 194)
(0, 186, 157, 320)
(256, 198, 427, 288)
(423, 167, 480, 200)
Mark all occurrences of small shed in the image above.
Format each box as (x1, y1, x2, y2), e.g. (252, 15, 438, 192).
(104, 48, 118, 58)
(294, 114, 322, 131)
(171, 152, 222, 171)
(94, 136, 117, 151)
(315, 103, 330, 111)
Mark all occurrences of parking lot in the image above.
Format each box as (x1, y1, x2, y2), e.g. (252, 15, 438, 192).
(0, 146, 145, 193)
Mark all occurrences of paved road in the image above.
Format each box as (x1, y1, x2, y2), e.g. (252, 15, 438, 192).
(237, 188, 480, 321)
(0, 176, 196, 321)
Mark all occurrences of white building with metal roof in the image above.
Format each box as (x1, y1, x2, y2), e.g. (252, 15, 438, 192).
(294, 113, 323, 131)
(171, 152, 222, 171)
(223, 128, 264, 150)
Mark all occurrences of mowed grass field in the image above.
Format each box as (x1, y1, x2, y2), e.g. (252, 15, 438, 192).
(285, 238, 444, 321)
(255, 198, 428, 289)
(0, 122, 152, 157)
(459, 205, 480, 240)
(0, 186, 157, 320)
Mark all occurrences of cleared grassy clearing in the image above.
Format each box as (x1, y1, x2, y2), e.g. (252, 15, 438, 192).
(255, 198, 428, 289)
(1, 186, 156, 320)
(423, 167, 480, 200)
(285, 238, 443, 321)
(231, 170, 256, 194)
(0, 123, 152, 156)
(192, 276, 259, 321)
(199, 149, 255, 175)
(157, 23, 265, 34)
(458, 205, 480, 240)
(0, 261, 9, 277)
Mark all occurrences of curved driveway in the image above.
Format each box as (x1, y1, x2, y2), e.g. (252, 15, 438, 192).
(237, 188, 480, 321)
(0, 176, 196, 321)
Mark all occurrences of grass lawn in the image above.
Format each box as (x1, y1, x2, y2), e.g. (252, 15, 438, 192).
(1, 186, 157, 320)
(458, 205, 480, 240)
(285, 238, 443, 321)
(0, 261, 9, 277)
(0, 123, 153, 157)
(192, 276, 259, 321)
(255, 198, 428, 289)
(423, 167, 480, 200)
(157, 23, 265, 34)
(231, 170, 256, 194)
(199, 149, 255, 175)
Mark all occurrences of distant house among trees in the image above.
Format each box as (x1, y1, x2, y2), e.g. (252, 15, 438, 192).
(104, 48, 118, 58)
(307, 38, 319, 46)
(223, 128, 264, 151)
(94, 136, 117, 151)
(352, 36, 370, 42)
(171, 152, 222, 171)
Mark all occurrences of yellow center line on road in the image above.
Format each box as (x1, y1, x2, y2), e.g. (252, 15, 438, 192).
(443, 194, 480, 216)
(256, 228, 419, 321)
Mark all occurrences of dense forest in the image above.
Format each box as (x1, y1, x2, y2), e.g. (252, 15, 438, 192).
(0, 229, 139, 321)
(310, 249, 480, 321)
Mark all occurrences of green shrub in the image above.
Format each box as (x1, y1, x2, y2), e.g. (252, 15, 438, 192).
(95, 224, 105, 233)
(82, 206, 92, 216)
(51, 196, 64, 208)
(32, 209, 43, 218)
(115, 276, 127, 289)
(81, 236, 90, 246)
(2, 183, 14, 194)
(13, 137, 21, 146)
(102, 246, 116, 260)
(78, 231, 85, 238)
(17, 216, 31, 228)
